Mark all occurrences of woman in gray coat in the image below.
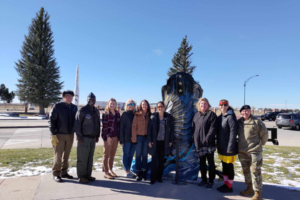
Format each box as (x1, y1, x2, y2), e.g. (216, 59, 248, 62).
(216, 99, 238, 193)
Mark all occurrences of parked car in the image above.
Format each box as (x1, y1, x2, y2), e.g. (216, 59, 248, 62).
(276, 113, 300, 130)
(261, 111, 282, 121)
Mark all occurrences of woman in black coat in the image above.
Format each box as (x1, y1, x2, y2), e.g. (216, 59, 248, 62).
(120, 99, 137, 178)
(192, 97, 217, 189)
(147, 101, 174, 184)
(216, 99, 238, 193)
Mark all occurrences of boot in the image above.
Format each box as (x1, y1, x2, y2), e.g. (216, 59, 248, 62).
(251, 191, 262, 200)
(79, 178, 89, 184)
(240, 184, 254, 196)
(136, 171, 142, 181)
(142, 170, 147, 181)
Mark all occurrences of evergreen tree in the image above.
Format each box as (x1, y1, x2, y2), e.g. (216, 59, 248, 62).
(168, 35, 196, 77)
(0, 84, 15, 103)
(15, 7, 63, 114)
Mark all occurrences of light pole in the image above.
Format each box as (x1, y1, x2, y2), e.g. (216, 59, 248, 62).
(244, 75, 259, 105)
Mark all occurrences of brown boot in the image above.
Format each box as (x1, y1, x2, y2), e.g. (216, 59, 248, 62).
(251, 191, 262, 200)
(79, 178, 89, 184)
(240, 184, 254, 196)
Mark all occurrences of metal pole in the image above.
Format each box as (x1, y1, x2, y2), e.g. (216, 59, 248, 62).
(244, 83, 246, 105)
(243, 75, 259, 106)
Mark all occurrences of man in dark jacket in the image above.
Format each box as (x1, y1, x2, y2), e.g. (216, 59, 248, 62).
(75, 92, 100, 184)
(49, 90, 78, 182)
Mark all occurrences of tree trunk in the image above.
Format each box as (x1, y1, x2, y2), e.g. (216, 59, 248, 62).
(25, 104, 28, 114)
(39, 104, 45, 114)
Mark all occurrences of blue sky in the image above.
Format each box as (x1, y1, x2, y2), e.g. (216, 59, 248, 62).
(0, 0, 300, 109)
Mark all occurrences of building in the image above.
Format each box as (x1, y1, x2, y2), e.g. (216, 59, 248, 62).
(95, 101, 125, 110)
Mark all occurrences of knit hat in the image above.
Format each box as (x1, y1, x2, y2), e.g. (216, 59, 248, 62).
(240, 105, 251, 112)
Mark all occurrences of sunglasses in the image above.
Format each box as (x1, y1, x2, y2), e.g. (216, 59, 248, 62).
(127, 103, 135, 106)
(157, 106, 164, 109)
(220, 104, 228, 107)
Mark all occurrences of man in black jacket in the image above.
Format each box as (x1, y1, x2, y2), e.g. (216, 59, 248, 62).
(49, 90, 78, 182)
(75, 92, 100, 184)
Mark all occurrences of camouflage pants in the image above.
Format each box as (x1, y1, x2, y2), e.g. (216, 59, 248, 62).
(238, 152, 263, 191)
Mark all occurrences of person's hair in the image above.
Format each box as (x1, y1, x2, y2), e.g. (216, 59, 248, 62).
(156, 101, 165, 107)
(197, 97, 211, 112)
(139, 100, 151, 116)
(125, 99, 136, 112)
(62, 90, 74, 97)
(219, 99, 234, 111)
(105, 98, 117, 113)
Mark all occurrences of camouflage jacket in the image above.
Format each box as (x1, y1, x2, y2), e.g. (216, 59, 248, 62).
(237, 115, 268, 154)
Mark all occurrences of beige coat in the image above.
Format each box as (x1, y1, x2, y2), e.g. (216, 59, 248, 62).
(237, 115, 268, 154)
(131, 112, 150, 143)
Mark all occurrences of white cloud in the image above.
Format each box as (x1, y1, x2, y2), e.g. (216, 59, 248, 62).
(153, 49, 163, 56)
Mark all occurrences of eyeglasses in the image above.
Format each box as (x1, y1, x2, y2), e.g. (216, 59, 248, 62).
(220, 104, 228, 107)
(127, 103, 135, 106)
(157, 106, 164, 109)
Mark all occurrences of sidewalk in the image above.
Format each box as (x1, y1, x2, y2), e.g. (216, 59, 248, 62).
(0, 171, 299, 200)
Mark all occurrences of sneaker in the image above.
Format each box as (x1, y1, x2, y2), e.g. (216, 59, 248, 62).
(53, 176, 63, 182)
(206, 182, 214, 190)
(125, 172, 133, 178)
(61, 173, 73, 179)
(198, 180, 208, 187)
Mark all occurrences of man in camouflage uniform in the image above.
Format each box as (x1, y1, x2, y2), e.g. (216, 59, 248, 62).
(237, 105, 268, 200)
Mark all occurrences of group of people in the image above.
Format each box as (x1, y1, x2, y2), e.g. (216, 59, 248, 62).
(193, 98, 268, 200)
(49, 91, 268, 200)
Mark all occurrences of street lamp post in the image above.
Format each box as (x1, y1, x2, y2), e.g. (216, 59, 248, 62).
(244, 75, 259, 105)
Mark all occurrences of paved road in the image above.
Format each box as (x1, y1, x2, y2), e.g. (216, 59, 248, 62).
(0, 128, 104, 149)
(0, 120, 48, 128)
(0, 120, 299, 149)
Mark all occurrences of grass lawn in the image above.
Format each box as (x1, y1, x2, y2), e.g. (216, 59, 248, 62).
(1, 145, 300, 187)
(0, 145, 124, 177)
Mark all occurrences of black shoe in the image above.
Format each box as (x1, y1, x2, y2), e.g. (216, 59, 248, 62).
(61, 173, 73, 179)
(206, 182, 214, 190)
(157, 179, 163, 183)
(87, 176, 96, 181)
(150, 181, 155, 185)
(217, 184, 228, 191)
(142, 171, 147, 181)
(136, 171, 142, 181)
(53, 176, 63, 182)
(198, 180, 208, 187)
(218, 185, 233, 193)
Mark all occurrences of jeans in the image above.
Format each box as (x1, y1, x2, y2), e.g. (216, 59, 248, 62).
(122, 142, 136, 171)
(135, 135, 148, 171)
